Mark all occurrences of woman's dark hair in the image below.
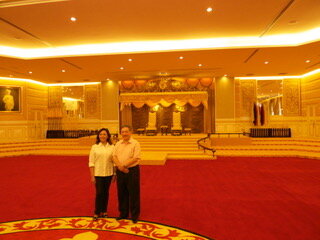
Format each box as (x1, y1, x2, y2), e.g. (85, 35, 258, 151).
(96, 128, 112, 145)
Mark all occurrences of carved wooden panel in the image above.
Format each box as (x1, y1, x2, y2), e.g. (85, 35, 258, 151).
(181, 104, 204, 133)
(158, 105, 174, 128)
(132, 105, 149, 131)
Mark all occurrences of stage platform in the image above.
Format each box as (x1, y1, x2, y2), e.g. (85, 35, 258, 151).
(0, 134, 319, 163)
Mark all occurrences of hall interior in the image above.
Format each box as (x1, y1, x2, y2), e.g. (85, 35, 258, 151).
(0, 0, 319, 162)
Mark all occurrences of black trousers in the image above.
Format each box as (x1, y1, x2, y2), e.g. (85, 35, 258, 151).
(94, 176, 112, 215)
(116, 165, 140, 220)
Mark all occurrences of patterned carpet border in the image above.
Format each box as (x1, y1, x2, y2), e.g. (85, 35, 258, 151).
(0, 217, 211, 240)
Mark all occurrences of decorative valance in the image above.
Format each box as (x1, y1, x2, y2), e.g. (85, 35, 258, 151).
(119, 91, 208, 110)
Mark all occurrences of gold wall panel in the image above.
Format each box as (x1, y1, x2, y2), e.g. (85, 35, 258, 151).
(48, 86, 63, 118)
(283, 79, 300, 116)
(301, 73, 320, 117)
(85, 85, 101, 119)
(234, 79, 241, 118)
(240, 80, 256, 117)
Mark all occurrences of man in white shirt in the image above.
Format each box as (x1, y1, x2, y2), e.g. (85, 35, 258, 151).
(113, 125, 141, 223)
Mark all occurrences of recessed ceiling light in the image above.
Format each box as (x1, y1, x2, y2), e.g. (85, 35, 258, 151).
(288, 20, 298, 25)
(70, 17, 77, 22)
(29, 71, 32, 74)
(305, 60, 311, 63)
(224, 74, 228, 77)
(179, 56, 184, 59)
(120, 67, 124, 70)
(264, 61, 269, 64)
(128, 59, 133, 62)
(159, 72, 168, 75)
(198, 64, 203, 67)
(62, 69, 66, 72)
(206, 7, 213, 12)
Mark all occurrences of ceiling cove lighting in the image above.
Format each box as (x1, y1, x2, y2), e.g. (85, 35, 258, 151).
(235, 68, 320, 80)
(1, 69, 319, 86)
(0, 77, 47, 86)
(0, 77, 100, 86)
(0, 0, 70, 8)
(48, 82, 100, 86)
(63, 97, 83, 102)
(1, 27, 320, 59)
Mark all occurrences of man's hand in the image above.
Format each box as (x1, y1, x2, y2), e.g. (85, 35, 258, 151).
(118, 165, 129, 173)
(112, 175, 116, 183)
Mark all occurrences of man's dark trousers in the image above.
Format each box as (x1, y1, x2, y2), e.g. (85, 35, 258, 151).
(116, 165, 140, 220)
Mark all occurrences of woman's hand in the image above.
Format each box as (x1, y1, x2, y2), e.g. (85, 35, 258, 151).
(91, 176, 96, 184)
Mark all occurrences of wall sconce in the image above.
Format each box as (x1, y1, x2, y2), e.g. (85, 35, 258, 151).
(152, 104, 160, 112)
(175, 105, 185, 112)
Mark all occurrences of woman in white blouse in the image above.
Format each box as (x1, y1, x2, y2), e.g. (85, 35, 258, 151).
(89, 128, 115, 220)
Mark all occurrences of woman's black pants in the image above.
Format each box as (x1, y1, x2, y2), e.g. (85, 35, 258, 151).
(94, 176, 112, 215)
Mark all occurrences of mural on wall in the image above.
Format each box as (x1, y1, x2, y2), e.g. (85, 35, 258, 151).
(0, 86, 20, 112)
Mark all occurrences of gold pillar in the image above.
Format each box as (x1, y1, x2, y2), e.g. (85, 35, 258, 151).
(101, 81, 119, 133)
(215, 76, 235, 119)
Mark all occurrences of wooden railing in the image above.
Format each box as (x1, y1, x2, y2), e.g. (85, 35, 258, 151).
(197, 132, 251, 157)
(197, 133, 216, 157)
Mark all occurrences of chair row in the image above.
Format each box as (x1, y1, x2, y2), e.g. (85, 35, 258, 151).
(139, 111, 191, 135)
(136, 126, 192, 136)
(46, 130, 98, 138)
(250, 128, 291, 137)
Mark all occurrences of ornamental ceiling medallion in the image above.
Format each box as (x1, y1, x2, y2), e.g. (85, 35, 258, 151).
(159, 77, 170, 91)
(146, 80, 157, 91)
(171, 80, 183, 90)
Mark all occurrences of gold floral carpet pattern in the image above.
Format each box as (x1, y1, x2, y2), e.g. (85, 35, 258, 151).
(0, 217, 210, 240)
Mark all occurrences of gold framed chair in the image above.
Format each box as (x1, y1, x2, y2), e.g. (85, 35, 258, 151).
(145, 111, 157, 136)
(171, 111, 182, 136)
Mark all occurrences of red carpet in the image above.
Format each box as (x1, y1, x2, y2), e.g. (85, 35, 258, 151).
(0, 156, 320, 240)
